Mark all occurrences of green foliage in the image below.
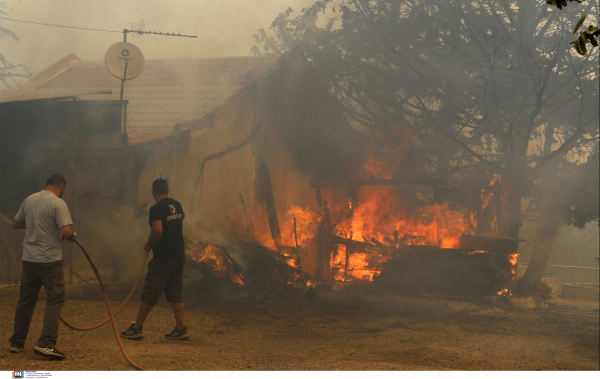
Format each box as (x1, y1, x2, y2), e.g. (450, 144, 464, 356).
(573, 21, 600, 55)
(546, 0, 583, 10)
(546, 0, 599, 55)
(511, 276, 553, 301)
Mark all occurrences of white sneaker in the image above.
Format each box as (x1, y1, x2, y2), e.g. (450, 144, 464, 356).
(33, 345, 67, 360)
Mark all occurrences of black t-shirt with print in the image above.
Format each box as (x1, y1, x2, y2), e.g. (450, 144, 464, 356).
(148, 197, 185, 259)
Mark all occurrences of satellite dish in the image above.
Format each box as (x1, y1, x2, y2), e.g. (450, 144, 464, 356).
(105, 42, 145, 80)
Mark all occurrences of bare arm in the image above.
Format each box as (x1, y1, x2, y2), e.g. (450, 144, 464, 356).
(60, 225, 74, 240)
(12, 220, 25, 229)
(144, 220, 163, 252)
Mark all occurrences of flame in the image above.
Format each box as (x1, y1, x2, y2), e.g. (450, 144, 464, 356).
(234, 205, 321, 252)
(334, 190, 471, 249)
(331, 245, 381, 281)
(228, 123, 506, 284)
(508, 253, 518, 275)
(280, 206, 322, 247)
(481, 174, 501, 211)
(187, 243, 244, 286)
(497, 253, 519, 295)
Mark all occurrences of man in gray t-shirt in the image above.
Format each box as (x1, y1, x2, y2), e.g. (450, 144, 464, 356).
(8, 174, 75, 361)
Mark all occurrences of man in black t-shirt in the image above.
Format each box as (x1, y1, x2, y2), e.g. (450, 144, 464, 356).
(121, 179, 189, 341)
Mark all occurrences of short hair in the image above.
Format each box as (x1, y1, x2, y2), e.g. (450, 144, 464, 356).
(152, 179, 169, 194)
(46, 174, 66, 187)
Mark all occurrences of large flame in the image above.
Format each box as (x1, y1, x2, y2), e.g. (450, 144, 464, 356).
(230, 123, 508, 283)
(324, 124, 474, 280)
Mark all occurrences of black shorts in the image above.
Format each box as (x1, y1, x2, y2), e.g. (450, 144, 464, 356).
(141, 257, 184, 305)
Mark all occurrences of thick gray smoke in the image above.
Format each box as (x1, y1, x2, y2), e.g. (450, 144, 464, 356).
(1, 0, 315, 87)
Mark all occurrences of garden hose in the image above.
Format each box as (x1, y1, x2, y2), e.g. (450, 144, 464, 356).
(68, 237, 147, 371)
(60, 249, 149, 331)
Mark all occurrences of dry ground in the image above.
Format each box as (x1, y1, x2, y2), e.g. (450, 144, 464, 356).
(0, 285, 598, 371)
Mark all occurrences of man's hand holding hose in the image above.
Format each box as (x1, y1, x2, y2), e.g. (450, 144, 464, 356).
(60, 224, 76, 242)
(144, 220, 163, 252)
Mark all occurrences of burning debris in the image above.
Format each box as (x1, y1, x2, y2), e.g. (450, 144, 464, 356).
(185, 237, 245, 288)
(204, 123, 519, 299)
(373, 237, 518, 298)
(184, 236, 309, 297)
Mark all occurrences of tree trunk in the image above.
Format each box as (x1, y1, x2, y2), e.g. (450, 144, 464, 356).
(497, 171, 522, 239)
(522, 209, 562, 283)
(522, 124, 563, 283)
(522, 169, 565, 283)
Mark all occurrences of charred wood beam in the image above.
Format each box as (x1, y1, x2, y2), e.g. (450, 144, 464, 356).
(239, 192, 254, 236)
(323, 201, 334, 280)
(236, 239, 305, 275)
(328, 234, 379, 253)
(220, 246, 244, 278)
(259, 163, 282, 247)
(345, 231, 353, 282)
(370, 237, 384, 247)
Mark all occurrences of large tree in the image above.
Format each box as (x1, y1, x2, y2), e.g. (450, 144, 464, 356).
(254, 0, 599, 281)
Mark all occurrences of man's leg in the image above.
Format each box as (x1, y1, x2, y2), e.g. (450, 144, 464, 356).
(128, 258, 164, 330)
(164, 258, 185, 329)
(9, 262, 42, 348)
(134, 300, 154, 329)
(172, 302, 185, 330)
(37, 261, 65, 349)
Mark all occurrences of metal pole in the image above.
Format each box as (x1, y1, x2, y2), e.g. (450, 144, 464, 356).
(119, 61, 128, 101)
(69, 169, 78, 285)
(119, 29, 129, 102)
(123, 102, 127, 134)
(67, 109, 78, 285)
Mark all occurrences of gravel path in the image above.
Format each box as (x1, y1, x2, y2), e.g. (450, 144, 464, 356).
(1, 286, 598, 371)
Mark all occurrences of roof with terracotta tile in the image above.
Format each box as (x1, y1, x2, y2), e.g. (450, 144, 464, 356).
(31, 56, 279, 144)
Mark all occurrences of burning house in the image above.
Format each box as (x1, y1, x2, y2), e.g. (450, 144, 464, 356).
(1, 48, 518, 297)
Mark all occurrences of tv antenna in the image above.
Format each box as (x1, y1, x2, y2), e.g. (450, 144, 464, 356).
(123, 18, 197, 42)
(104, 19, 197, 101)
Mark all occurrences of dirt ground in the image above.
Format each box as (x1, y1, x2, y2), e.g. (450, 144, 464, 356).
(0, 285, 598, 371)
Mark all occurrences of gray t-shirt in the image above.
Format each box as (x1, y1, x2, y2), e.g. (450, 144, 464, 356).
(14, 190, 73, 263)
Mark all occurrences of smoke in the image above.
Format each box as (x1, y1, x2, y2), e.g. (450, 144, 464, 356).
(74, 204, 149, 282)
(1, 0, 316, 86)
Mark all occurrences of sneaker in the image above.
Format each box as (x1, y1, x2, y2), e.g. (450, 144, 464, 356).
(33, 345, 66, 360)
(9, 346, 22, 353)
(164, 326, 189, 340)
(121, 323, 144, 340)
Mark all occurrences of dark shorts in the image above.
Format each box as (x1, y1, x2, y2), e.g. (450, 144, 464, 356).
(141, 257, 184, 306)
